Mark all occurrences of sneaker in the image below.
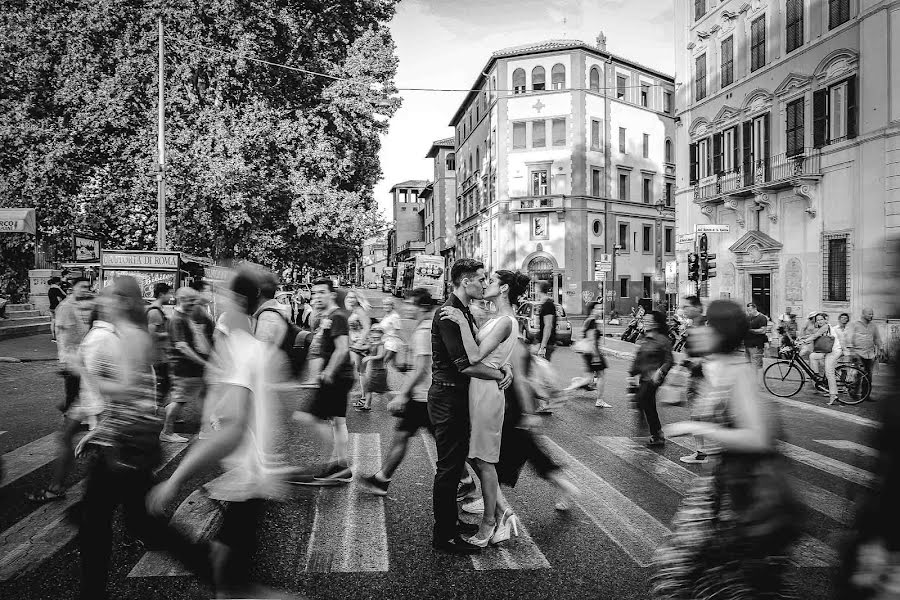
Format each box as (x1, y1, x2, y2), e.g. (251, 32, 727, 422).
(159, 432, 189, 443)
(314, 462, 353, 484)
(359, 474, 389, 496)
(461, 497, 484, 514)
(679, 452, 708, 464)
(646, 435, 665, 448)
(456, 479, 477, 501)
(594, 399, 612, 408)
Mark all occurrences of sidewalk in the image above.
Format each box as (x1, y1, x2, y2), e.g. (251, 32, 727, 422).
(0, 333, 58, 363)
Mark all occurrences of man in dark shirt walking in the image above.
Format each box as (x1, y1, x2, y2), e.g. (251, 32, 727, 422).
(535, 280, 557, 360)
(744, 302, 770, 373)
(428, 259, 512, 554)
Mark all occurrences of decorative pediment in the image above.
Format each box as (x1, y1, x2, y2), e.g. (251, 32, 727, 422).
(774, 72, 813, 97)
(697, 30, 711, 40)
(738, 2, 752, 13)
(689, 118, 711, 139)
(729, 230, 783, 254)
(742, 88, 774, 113)
(814, 48, 859, 82)
(749, 0, 768, 14)
(687, 41, 696, 51)
(713, 104, 741, 126)
(721, 10, 739, 19)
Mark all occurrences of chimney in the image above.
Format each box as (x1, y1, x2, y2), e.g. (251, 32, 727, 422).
(596, 31, 607, 51)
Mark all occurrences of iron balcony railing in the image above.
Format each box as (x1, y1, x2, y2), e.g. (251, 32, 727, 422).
(692, 147, 821, 201)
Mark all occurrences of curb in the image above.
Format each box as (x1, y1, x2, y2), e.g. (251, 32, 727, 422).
(0, 357, 23, 363)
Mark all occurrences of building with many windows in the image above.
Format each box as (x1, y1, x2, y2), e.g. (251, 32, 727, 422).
(450, 37, 676, 315)
(675, 0, 900, 319)
(361, 233, 388, 287)
(423, 138, 458, 269)
(387, 180, 428, 265)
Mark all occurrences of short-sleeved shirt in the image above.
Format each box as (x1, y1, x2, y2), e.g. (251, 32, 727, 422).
(253, 301, 290, 347)
(48, 286, 66, 310)
(146, 305, 169, 364)
(538, 299, 557, 347)
(745, 313, 769, 348)
(307, 306, 353, 381)
(168, 309, 211, 378)
(396, 319, 433, 402)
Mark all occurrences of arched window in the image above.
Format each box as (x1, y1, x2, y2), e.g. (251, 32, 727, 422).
(475, 147, 480, 172)
(532, 66, 546, 91)
(665, 139, 672, 163)
(589, 66, 601, 92)
(446, 152, 455, 171)
(512, 69, 526, 94)
(551, 64, 566, 90)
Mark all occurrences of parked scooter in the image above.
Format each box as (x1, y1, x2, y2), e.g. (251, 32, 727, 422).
(620, 306, 646, 343)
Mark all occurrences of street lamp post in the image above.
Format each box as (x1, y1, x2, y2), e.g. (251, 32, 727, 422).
(156, 14, 166, 251)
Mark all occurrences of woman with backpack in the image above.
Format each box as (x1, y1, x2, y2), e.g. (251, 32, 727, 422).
(804, 312, 842, 405)
(651, 300, 801, 599)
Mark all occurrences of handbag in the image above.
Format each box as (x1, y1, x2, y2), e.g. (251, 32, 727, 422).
(813, 326, 835, 353)
(573, 337, 594, 354)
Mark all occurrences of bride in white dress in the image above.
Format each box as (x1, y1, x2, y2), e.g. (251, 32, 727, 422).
(440, 270, 532, 547)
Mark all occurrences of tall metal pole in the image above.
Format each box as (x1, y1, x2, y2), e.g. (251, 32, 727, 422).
(157, 15, 166, 250)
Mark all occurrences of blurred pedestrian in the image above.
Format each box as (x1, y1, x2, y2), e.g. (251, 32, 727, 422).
(358, 325, 388, 411)
(48, 276, 66, 340)
(147, 283, 173, 411)
(628, 310, 673, 447)
(55, 277, 93, 414)
(345, 289, 372, 402)
(147, 269, 296, 599)
(653, 299, 802, 600)
(847, 307, 882, 397)
(567, 301, 610, 408)
(380, 296, 402, 368)
(679, 295, 709, 464)
(160, 287, 212, 443)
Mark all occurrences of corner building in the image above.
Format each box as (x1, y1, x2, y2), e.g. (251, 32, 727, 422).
(674, 0, 900, 320)
(450, 39, 676, 315)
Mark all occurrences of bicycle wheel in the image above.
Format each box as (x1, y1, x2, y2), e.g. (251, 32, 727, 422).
(763, 360, 805, 398)
(834, 364, 871, 405)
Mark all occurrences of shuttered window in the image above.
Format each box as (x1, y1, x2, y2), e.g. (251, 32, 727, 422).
(591, 119, 601, 150)
(695, 0, 706, 21)
(689, 143, 698, 184)
(829, 0, 850, 30)
(750, 16, 766, 72)
(720, 37, 734, 87)
(695, 54, 707, 101)
(786, 98, 804, 157)
(813, 75, 858, 148)
(786, 0, 804, 53)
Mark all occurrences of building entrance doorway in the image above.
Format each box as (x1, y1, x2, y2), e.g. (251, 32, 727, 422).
(750, 274, 771, 317)
(527, 256, 554, 299)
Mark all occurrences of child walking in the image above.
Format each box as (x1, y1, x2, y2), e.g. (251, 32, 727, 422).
(357, 326, 388, 411)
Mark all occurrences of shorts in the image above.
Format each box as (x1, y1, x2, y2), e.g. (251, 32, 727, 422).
(365, 367, 388, 394)
(170, 376, 205, 405)
(396, 400, 433, 434)
(582, 352, 607, 373)
(310, 378, 353, 420)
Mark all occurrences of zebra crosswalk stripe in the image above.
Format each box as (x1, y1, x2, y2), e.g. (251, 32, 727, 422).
(0, 433, 82, 489)
(778, 441, 874, 488)
(539, 435, 670, 568)
(814, 439, 878, 458)
(590, 436, 838, 567)
(304, 433, 389, 573)
(420, 432, 550, 571)
(0, 440, 190, 582)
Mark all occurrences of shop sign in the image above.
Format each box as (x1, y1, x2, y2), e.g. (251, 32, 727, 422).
(101, 251, 179, 270)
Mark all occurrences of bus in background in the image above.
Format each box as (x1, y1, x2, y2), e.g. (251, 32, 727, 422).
(410, 254, 445, 303)
(381, 266, 395, 293)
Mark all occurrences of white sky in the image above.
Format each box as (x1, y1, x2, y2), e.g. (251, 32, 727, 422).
(374, 0, 677, 218)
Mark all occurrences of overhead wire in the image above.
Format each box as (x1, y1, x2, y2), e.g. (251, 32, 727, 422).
(168, 36, 674, 94)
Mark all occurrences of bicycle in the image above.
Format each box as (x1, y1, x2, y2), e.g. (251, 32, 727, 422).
(762, 337, 871, 404)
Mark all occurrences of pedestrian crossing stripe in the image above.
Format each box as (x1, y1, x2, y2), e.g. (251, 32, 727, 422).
(814, 439, 878, 458)
(0, 439, 191, 582)
(778, 441, 874, 488)
(590, 436, 838, 567)
(420, 432, 551, 571)
(1, 432, 85, 489)
(769, 397, 878, 428)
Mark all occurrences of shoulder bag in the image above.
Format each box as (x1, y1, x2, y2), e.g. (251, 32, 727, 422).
(813, 325, 835, 353)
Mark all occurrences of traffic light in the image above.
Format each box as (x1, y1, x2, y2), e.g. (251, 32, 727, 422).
(687, 252, 700, 282)
(702, 253, 717, 280)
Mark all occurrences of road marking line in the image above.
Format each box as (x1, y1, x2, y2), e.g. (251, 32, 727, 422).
(778, 441, 874, 488)
(668, 437, 854, 525)
(1, 440, 190, 582)
(1, 433, 74, 489)
(539, 435, 669, 567)
(593, 436, 838, 566)
(421, 433, 550, 571)
(769, 396, 878, 428)
(304, 433, 389, 573)
(814, 439, 878, 457)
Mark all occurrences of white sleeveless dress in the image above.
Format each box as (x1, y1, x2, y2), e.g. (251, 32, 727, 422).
(468, 315, 519, 463)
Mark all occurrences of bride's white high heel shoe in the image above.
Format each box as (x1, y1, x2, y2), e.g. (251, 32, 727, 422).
(490, 509, 520, 545)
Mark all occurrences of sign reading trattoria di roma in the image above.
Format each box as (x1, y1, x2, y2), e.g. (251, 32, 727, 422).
(100, 250, 180, 270)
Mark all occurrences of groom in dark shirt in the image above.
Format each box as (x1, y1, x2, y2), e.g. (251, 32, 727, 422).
(429, 258, 512, 554)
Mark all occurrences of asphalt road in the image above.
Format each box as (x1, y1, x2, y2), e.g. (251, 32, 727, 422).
(0, 323, 886, 599)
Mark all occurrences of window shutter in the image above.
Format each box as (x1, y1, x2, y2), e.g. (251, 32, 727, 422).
(813, 88, 828, 148)
(742, 121, 753, 185)
(763, 113, 770, 159)
(731, 126, 740, 171)
(847, 74, 858, 139)
(689, 143, 698, 184)
(713, 132, 723, 175)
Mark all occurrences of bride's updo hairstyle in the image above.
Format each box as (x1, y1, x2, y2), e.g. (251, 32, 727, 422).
(495, 270, 532, 306)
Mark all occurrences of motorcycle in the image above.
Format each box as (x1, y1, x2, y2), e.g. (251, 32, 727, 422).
(620, 306, 646, 343)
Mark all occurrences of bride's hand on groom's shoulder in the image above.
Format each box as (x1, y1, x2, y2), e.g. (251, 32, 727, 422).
(440, 306, 465, 325)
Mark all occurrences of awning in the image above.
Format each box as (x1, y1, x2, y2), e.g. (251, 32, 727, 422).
(0, 208, 36, 234)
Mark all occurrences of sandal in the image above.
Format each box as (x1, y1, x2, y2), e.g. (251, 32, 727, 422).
(27, 488, 66, 503)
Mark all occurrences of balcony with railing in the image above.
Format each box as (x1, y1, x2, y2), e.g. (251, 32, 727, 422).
(692, 148, 821, 202)
(512, 196, 562, 211)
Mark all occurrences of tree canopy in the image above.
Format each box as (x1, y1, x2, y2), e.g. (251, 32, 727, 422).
(0, 0, 399, 299)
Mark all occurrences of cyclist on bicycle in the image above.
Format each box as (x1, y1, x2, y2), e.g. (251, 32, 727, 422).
(803, 312, 843, 406)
